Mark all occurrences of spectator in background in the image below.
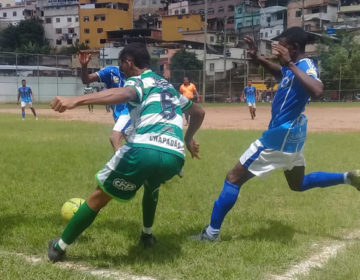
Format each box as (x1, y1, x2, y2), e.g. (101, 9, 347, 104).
(179, 76, 200, 125)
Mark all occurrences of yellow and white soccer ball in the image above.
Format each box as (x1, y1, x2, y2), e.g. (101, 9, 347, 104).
(61, 198, 85, 221)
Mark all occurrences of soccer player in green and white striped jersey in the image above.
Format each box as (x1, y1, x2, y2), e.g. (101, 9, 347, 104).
(48, 43, 205, 262)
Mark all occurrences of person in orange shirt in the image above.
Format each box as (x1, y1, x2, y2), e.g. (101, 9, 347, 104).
(179, 76, 200, 125)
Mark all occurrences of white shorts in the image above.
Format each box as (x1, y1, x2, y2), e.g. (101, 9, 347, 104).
(21, 101, 32, 107)
(247, 102, 256, 108)
(239, 139, 305, 178)
(113, 114, 131, 133)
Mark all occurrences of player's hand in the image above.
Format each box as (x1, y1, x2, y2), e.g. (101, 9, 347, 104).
(272, 44, 292, 66)
(185, 138, 200, 159)
(78, 50, 92, 66)
(51, 96, 77, 113)
(244, 35, 258, 59)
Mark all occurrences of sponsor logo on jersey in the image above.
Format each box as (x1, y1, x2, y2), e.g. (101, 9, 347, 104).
(113, 76, 119, 84)
(149, 135, 182, 149)
(112, 178, 136, 191)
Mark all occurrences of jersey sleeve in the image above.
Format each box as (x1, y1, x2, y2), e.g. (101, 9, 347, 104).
(124, 77, 144, 105)
(96, 67, 111, 87)
(191, 83, 197, 91)
(299, 59, 321, 82)
(179, 94, 193, 112)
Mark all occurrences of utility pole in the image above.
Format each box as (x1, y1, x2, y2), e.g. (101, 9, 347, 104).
(301, 0, 305, 28)
(223, 16, 227, 78)
(202, 0, 208, 103)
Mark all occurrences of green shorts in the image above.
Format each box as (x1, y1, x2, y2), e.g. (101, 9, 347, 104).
(95, 145, 184, 201)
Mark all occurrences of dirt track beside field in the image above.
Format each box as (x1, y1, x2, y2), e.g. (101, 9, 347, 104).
(1, 105, 360, 132)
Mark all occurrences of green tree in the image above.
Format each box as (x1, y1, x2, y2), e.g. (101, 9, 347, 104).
(170, 48, 202, 86)
(0, 19, 49, 54)
(317, 31, 360, 95)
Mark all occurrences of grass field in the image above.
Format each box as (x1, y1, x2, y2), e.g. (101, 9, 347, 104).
(1, 112, 360, 280)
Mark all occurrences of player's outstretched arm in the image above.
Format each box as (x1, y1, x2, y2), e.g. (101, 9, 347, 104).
(78, 51, 99, 84)
(51, 87, 137, 113)
(184, 103, 205, 159)
(244, 35, 282, 79)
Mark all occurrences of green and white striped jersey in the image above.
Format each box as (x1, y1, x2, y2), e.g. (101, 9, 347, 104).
(124, 70, 192, 159)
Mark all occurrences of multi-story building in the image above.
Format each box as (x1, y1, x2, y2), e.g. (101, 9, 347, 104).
(79, 0, 133, 49)
(38, 0, 79, 48)
(260, 6, 287, 40)
(168, 0, 189, 15)
(189, 0, 241, 32)
(235, 2, 260, 39)
(133, 0, 164, 20)
(0, 5, 26, 28)
(0, 0, 16, 8)
(162, 13, 204, 41)
(287, 0, 339, 32)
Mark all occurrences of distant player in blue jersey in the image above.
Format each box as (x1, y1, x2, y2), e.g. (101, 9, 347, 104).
(78, 50, 129, 152)
(192, 27, 360, 241)
(242, 80, 257, 120)
(17, 79, 37, 120)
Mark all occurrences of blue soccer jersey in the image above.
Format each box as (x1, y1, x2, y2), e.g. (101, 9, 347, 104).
(96, 66, 128, 122)
(244, 86, 256, 103)
(18, 86, 32, 102)
(259, 58, 321, 153)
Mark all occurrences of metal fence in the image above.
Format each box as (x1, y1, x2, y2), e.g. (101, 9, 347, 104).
(0, 52, 360, 103)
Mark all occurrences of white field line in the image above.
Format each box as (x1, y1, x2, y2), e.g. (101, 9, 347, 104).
(0, 250, 158, 280)
(269, 229, 360, 280)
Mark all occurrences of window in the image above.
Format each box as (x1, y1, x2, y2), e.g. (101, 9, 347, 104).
(177, 27, 183, 32)
(84, 28, 90, 34)
(305, 24, 311, 31)
(84, 16, 89, 22)
(152, 0, 157, 3)
(3, 12, 6, 17)
(68, 28, 75, 33)
(237, 7, 242, 14)
(13, 11, 17, 16)
(210, 63, 215, 72)
(0, 4, 2, 8)
(97, 28, 103, 33)
(296, 10, 302, 17)
(67, 39, 72, 45)
(276, 12, 283, 20)
(210, 36, 214, 42)
(56, 28, 62, 34)
(45, 17, 52, 24)
(199, 9, 204, 14)
(94, 14, 106, 21)
(227, 17, 234, 24)
(312, 7, 319, 13)
(181, 8, 186, 14)
(100, 38, 106, 44)
(218, 6, 224, 13)
(85, 39, 90, 44)
(56, 39, 62, 45)
(208, 8, 214, 15)
(265, 32, 268, 38)
(228, 5, 234, 12)
(276, 29, 281, 35)
(67, 17, 72, 22)
(75, 17, 79, 22)
(56, 17, 60, 23)
(175, 10, 179, 15)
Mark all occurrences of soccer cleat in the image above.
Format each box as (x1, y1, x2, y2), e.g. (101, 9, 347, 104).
(140, 232, 156, 248)
(348, 170, 360, 190)
(189, 225, 219, 242)
(48, 238, 65, 262)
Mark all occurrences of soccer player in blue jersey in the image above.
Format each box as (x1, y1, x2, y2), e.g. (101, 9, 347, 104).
(242, 80, 257, 120)
(17, 79, 37, 120)
(78, 51, 129, 152)
(192, 27, 360, 241)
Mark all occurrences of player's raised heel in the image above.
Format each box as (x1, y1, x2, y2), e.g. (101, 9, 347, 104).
(140, 232, 156, 248)
(348, 170, 360, 190)
(189, 225, 219, 242)
(48, 238, 65, 262)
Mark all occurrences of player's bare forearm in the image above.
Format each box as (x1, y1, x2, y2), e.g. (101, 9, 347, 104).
(288, 62, 323, 98)
(51, 87, 137, 113)
(255, 56, 282, 79)
(81, 68, 98, 84)
(184, 103, 205, 159)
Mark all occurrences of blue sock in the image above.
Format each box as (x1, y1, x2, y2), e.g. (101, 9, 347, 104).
(209, 180, 241, 230)
(22, 111, 25, 119)
(300, 172, 345, 191)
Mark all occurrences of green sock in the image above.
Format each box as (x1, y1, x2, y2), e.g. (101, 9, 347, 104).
(61, 201, 98, 245)
(142, 184, 159, 228)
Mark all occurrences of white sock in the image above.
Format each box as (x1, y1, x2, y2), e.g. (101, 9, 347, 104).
(344, 172, 350, 184)
(57, 239, 68, 251)
(143, 227, 152, 234)
(206, 225, 220, 237)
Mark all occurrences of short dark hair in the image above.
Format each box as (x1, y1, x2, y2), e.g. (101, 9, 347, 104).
(119, 43, 150, 69)
(275, 27, 309, 52)
(22, 79, 26, 82)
